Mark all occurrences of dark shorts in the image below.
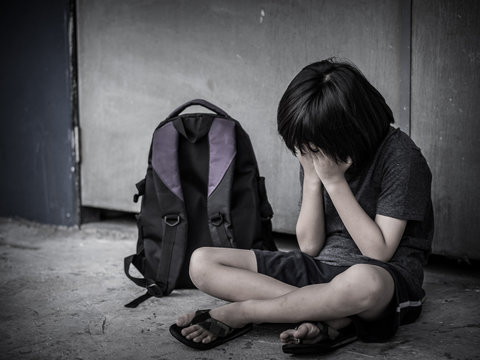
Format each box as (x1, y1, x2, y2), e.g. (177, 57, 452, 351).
(253, 249, 424, 342)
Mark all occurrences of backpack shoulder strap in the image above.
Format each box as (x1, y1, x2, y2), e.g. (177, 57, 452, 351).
(151, 121, 184, 201)
(207, 118, 236, 198)
(150, 121, 189, 293)
(206, 117, 237, 248)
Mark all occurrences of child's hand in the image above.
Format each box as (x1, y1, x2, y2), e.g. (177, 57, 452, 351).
(296, 149, 321, 184)
(311, 151, 352, 187)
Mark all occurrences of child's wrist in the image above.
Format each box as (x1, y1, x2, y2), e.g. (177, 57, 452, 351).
(322, 176, 347, 192)
(303, 175, 323, 188)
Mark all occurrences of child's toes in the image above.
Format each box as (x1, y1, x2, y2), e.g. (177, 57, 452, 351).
(181, 324, 199, 337)
(279, 329, 296, 343)
(192, 332, 209, 343)
(185, 328, 204, 340)
(202, 334, 215, 344)
(294, 323, 315, 339)
(176, 312, 195, 327)
(280, 323, 321, 344)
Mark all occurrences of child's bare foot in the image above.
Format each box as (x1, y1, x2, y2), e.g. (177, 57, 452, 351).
(280, 322, 324, 344)
(281, 320, 358, 355)
(280, 319, 352, 344)
(175, 305, 247, 344)
(176, 311, 217, 344)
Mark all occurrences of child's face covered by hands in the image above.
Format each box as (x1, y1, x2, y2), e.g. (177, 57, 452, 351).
(297, 146, 352, 186)
(311, 150, 352, 186)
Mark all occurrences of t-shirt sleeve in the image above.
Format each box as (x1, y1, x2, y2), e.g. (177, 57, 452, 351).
(376, 146, 432, 221)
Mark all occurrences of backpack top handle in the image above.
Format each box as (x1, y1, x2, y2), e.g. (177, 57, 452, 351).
(167, 99, 230, 119)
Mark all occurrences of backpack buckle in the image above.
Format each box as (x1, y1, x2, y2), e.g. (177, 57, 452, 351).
(146, 282, 164, 296)
(163, 214, 180, 227)
(209, 213, 224, 226)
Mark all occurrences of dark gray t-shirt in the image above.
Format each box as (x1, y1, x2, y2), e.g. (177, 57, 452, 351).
(301, 127, 433, 290)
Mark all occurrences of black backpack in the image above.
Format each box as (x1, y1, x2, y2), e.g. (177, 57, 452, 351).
(124, 99, 276, 307)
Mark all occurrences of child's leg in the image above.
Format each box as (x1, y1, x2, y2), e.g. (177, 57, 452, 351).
(178, 263, 394, 344)
(188, 247, 297, 302)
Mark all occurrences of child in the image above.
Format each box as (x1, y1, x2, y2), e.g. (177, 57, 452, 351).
(169, 58, 434, 354)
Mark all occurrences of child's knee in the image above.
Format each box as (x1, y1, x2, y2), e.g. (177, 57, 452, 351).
(190, 247, 210, 266)
(189, 247, 212, 286)
(333, 264, 393, 310)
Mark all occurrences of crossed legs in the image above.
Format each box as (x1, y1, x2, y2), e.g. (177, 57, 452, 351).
(176, 247, 395, 344)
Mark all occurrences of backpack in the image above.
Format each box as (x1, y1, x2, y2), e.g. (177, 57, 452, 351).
(124, 99, 276, 307)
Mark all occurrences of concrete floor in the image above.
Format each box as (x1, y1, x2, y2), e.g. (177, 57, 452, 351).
(0, 217, 479, 360)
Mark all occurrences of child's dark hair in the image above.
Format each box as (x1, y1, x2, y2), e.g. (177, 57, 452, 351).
(277, 58, 394, 173)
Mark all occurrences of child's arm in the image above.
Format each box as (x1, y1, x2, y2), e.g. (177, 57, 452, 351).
(296, 152, 326, 256)
(312, 152, 406, 262)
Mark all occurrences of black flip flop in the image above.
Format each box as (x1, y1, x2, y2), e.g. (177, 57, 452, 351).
(282, 322, 358, 355)
(169, 309, 253, 350)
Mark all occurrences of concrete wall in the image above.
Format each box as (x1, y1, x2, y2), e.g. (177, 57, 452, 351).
(411, 0, 480, 259)
(74, 0, 480, 259)
(0, 0, 79, 226)
(77, 0, 409, 233)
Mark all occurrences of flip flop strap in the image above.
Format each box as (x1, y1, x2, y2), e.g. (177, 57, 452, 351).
(190, 309, 233, 338)
(316, 322, 341, 340)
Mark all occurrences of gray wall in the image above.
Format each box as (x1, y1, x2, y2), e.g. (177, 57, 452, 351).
(77, 0, 409, 233)
(0, 0, 79, 226)
(76, 0, 480, 259)
(411, 0, 480, 259)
